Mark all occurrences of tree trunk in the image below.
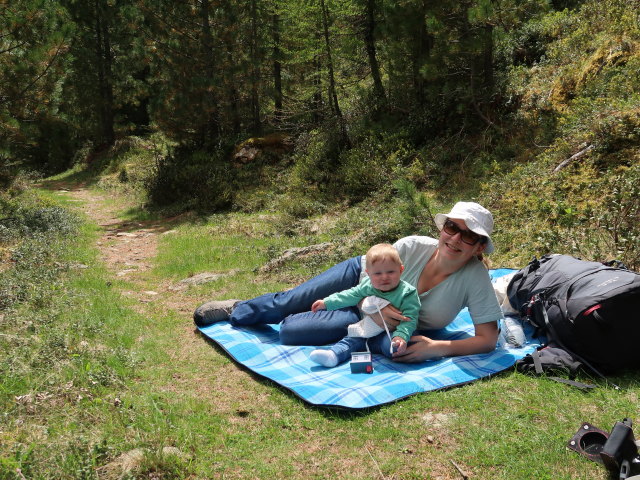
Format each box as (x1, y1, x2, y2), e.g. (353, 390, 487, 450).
(363, 0, 385, 105)
(312, 49, 323, 124)
(410, 0, 432, 108)
(482, 23, 494, 97)
(227, 48, 242, 134)
(218, 0, 240, 134)
(272, 10, 283, 122)
(249, 0, 261, 134)
(200, 0, 220, 146)
(464, 3, 496, 129)
(320, 0, 349, 146)
(94, 0, 115, 147)
(320, 0, 341, 118)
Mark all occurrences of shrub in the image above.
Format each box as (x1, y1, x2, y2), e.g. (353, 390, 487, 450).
(278, 193, 328, 219)
(485, 146, 640, 270)
(0, 199, 80, 243)
(282, 126, 424, 215)
(0, 192, 79, 311)
(284, 126, 343, 206)
(145, 145, 234, 212)
(569, 162, 640, 269)
(326, 180, 440, 260)
(336, 134, 416, 203)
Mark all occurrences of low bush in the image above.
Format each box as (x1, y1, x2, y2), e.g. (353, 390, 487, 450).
(0, 205, 79, 241)
(281, 126, 426, 216)
(282, 126, 343, 213)
(0, 192, 78, 311)
(145, 145, 234, 212)
(566, 161, 640, 269)
(485, 147, 640, 270)
(324, 180, 440, 260)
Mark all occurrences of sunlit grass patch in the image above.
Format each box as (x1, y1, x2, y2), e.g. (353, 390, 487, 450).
(0, 190, 155, 477)
(152, 214, 313, 279)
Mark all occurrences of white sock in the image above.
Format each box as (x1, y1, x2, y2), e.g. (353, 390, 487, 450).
(309, 349, 338, 367)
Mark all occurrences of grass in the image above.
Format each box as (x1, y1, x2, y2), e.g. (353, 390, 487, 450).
(4, 1, 639, 474)
(2, 216, 140, 476)
(1, 182, 637, 480)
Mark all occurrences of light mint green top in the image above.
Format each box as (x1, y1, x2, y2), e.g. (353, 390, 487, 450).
(323, 277, 420, 342)
(359, 236, 503, 330)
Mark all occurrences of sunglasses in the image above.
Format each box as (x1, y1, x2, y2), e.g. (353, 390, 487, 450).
(442, 219, 484, 245)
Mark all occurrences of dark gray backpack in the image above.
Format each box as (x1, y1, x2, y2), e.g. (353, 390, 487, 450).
(507, 254, 640, 374)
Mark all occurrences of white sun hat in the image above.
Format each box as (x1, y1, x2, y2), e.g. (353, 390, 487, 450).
(434, 201, 495, 253)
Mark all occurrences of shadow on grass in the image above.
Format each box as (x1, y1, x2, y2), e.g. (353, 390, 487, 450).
(37, 170, 219, 233)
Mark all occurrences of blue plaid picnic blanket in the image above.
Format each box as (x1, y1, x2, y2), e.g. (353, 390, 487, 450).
(198, 269, 541, 409)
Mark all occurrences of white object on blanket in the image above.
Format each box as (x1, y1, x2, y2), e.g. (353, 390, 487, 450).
(348, 296, 390, 338)
(493, 272, 519, 315)
(499, 315, 527, 348)
(494, 273, 526, 347)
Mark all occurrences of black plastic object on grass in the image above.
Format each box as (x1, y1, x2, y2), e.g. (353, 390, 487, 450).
(568, 418, 640, 480)
(568, 423, 609, 464)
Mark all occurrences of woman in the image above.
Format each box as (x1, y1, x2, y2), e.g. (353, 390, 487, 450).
(194, 201, 502, 362)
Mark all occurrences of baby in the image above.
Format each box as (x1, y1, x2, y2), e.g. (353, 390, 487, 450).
(309, 243, 420, 367)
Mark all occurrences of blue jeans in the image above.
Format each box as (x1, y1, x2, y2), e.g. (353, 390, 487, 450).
(230, 257, 363, 345)
(329, 332, 393, 365)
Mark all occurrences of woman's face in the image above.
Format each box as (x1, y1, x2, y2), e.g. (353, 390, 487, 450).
(438, 218, 486, 263)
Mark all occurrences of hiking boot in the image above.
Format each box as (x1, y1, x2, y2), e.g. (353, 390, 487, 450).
(193, 299, 240, 327)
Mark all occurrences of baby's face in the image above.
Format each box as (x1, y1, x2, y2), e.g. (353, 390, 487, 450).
(367, 258, 403, 292)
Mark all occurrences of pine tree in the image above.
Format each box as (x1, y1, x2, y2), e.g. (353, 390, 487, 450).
(0, 0, 75, 173)
(61, 0, 147, 148)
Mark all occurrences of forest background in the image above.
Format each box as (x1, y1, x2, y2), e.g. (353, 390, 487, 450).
(1, 0, 640, 478)
(1, 0, 638, 269)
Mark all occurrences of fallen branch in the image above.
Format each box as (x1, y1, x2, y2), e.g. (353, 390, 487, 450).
(553, 143, 595, 173)
(259, 242, 333, 273)
(450, 459, 469, 479)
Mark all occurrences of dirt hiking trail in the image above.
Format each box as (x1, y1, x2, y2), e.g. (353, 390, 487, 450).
(56, 184, 197, 316)
(38, 182, 288, 476)
(48, 182, 265, 401)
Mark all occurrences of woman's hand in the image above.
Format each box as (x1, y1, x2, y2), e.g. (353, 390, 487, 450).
(393, 322, 499, 363)
(391, 337, 407, 354)
(371, 304, 409, 329)
(392, 335, 440, 362)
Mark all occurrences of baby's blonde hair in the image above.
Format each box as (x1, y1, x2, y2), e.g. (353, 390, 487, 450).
(365, 243, 402, 267)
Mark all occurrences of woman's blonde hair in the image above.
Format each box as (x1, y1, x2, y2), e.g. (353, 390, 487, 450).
(365, 243, 402, 267)
(477, 253, 491, 269)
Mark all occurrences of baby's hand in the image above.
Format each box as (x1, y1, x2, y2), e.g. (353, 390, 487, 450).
(391, 337, 407, 355)
(311, 299, 326, 313)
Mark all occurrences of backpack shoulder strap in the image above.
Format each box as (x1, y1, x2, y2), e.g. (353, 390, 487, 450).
(548, 376, 596, 390)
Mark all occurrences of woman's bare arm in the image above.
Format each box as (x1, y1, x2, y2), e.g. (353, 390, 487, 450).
(392, 321, 499, 363)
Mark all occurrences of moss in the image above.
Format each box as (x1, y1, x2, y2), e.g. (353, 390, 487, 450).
(576, 40, 638, 90)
